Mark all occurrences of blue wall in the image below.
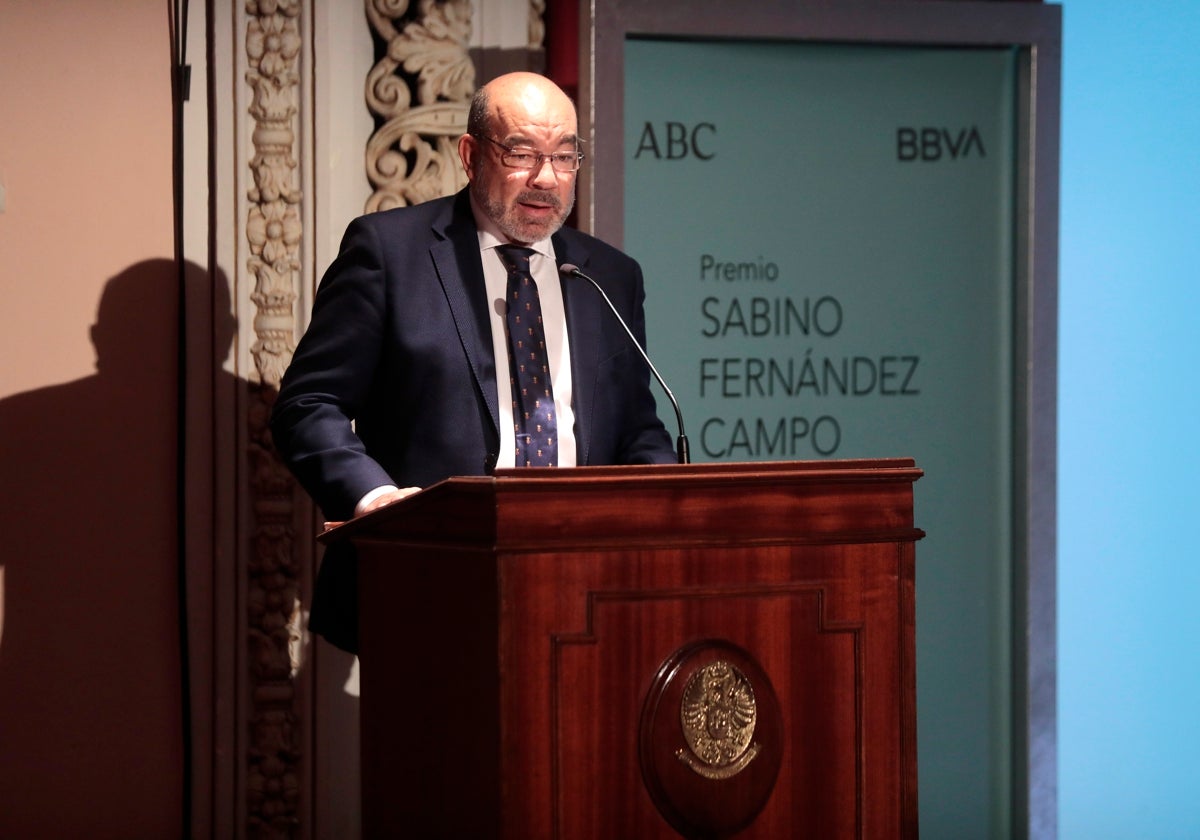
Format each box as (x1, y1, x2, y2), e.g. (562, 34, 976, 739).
(1058, 1, 1200, 836)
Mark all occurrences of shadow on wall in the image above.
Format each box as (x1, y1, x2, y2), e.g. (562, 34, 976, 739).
(0, 259, 234, 837)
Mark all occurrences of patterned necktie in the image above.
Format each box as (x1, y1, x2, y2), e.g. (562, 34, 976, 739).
(496, 245, 557, 467)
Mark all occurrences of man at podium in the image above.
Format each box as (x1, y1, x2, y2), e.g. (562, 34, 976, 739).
(270, 71, 675, 653)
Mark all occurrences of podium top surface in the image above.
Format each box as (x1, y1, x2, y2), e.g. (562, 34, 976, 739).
(320, 458, 923, 552)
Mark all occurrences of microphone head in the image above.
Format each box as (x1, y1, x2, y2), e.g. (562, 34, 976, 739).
(558, 262, 582, 277)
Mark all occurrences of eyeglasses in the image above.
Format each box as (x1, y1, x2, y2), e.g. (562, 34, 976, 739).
(475, 135, 585, 173)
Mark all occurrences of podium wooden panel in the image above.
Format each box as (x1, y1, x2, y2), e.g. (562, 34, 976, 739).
(323, 459, 923, 838)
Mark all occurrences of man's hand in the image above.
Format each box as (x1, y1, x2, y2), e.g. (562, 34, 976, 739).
(357, 486, 421, 515)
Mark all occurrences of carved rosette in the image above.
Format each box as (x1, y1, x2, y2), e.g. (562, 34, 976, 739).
(245, 0, 304, 837)
(364, 0, 475, 212)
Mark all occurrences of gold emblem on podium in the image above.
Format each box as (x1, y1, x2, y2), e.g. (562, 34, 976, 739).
(639, 639, 783, 838)
(676, 659, 760, 779)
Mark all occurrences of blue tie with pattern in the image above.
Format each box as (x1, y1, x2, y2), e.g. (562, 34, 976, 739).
(496, 245, 558, 467)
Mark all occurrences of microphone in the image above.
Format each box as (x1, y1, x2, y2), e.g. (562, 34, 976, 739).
(559, 263, 690, 464)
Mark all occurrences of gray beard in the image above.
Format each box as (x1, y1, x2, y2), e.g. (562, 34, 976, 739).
(478, 187, 575, 245)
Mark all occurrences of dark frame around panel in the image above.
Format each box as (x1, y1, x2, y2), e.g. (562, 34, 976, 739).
(579, 2, 1061, 837)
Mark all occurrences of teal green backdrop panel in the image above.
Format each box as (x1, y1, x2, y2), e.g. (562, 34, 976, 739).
(625, 39, 1017, 837)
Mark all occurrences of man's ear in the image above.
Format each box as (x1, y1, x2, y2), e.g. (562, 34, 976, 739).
(458, 133, 477, 181)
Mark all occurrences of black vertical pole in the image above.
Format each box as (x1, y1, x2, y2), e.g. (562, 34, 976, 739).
(168, 1, 192, 836)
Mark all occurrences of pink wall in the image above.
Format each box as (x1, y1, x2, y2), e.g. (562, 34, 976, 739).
(0, 2, 184, 835)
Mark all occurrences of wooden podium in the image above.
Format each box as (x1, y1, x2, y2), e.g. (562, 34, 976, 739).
(323, 459, 923, 838)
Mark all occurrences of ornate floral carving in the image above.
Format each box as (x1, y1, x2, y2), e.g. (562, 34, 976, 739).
(246, 0, 302, 389)
(245, 0, 304, 837)
(364, 0, 475, 212)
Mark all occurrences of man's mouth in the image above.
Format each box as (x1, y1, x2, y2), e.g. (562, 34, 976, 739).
(517, 192, 559, 213)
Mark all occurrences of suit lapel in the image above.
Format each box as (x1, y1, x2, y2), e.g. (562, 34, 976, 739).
(554, 231, 602, 465)
(430, 192, 501, 440)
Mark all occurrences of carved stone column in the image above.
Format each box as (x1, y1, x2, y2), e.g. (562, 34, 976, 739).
(244, 1, 306, 837)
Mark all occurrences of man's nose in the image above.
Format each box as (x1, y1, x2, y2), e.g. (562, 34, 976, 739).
(528, 156, 560, 188)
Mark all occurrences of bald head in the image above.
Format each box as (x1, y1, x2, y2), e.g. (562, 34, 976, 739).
(467, 72, 577, 140)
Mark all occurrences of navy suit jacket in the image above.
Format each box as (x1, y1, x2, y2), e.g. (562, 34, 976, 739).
(270, 189, 675, 651)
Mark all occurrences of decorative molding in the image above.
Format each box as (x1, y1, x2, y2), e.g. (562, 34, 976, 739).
(363, 0, 476, 212)
(529, 0, 545, 48)
(246, 0, 303, 389)
(244, 0, 305, 836)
